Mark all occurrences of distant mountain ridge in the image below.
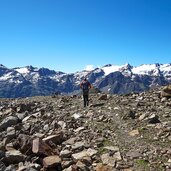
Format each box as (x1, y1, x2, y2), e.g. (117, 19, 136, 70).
(0, 63, 171, 98)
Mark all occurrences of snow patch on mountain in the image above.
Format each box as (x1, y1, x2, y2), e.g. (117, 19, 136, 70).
(132, 64, 159, 76)
(15, 67, 30, 74)
(132, 64, 171, 76)
(100, 63, 171, 77)
(74, 70, 90, 84)
(0, 63, 171, 98)
(160, 64, 171, 76)
(102, 64, 124, 75)
(0, 72, 13, 81)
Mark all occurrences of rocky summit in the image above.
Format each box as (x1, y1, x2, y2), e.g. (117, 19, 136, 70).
(0, 86, 171, 171)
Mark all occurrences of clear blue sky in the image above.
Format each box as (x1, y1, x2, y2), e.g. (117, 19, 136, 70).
(0, 0, 171, 73)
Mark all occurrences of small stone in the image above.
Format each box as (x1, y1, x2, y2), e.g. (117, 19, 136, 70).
(43, 124, 49, 132)
(58, 121, 66, 129)
(126, 150, 141, 159)
(42, 132, 63, 145)
(99, 115, 105, 121)
(129, 130, 139, 136)
(43, 155, 62, 170)
(113, 151, 122, 161)
(5, 143, 14, 151)
(72, 141, 85, 151)
(98, 94, 108, 100)
(168, 136, 171, 141)
(60, 150, 72, 158)
(139, 113, 147, 121)
(72, 151, 88, 160)
(72, 113, 83, 119)
(0, 161, 6, 170)
(0, 150, 5, 159)
(76, 161, 88, 170)
(62, 160, 73, 169)
(86, 148, 98, 157)
(7, 127, 16, 139)
(96, 163, 113, 171)
(104, 146, 119, 152)
(148, 114, 160, 124)
(74, 127, 85, 133)
(4, 149, 25, 164)
(15, 112, 27, 121)
(22, 115, 36, 122)
(4, 165, 16, 171)
(101, 153, 116, 167)
(63, 137, 77, 145)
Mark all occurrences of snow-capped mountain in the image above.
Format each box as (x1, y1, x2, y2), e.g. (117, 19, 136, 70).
(0, 63, 171, 98)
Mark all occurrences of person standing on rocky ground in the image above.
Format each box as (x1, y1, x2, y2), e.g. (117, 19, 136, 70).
(80, 78, 92, 107)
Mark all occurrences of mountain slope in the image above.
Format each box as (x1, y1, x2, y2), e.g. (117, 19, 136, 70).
(0, 63, 171, 98)
(1, 86, 171, 170)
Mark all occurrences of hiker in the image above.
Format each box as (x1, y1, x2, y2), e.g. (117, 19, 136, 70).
(80, 78, 92, 107)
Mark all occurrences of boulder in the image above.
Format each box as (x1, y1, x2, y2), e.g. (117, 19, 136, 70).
(0, 116, 19, 131)
(161, 85, 171, 97)
(3, 149, 25, 164)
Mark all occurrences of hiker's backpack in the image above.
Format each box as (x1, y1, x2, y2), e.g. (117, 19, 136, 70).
(81, 80, 91, 95)
(82, 81, 90, 90)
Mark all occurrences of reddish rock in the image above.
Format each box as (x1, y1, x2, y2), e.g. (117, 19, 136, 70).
(17, 134, 33, 154)
(43, 155, 62, 170)
(96, 163, 113, 171)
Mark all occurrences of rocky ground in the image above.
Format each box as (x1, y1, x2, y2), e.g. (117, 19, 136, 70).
(0, 86, 171, 171)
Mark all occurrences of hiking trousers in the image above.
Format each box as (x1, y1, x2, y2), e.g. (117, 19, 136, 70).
(83, 94, 89, 107)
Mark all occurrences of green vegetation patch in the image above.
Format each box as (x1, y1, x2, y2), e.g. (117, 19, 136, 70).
(136, 159, 150, 170)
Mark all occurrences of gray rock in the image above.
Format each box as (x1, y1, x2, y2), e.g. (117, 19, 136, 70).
(72, 151, 88, 160)
(104, 146, 119, 152)
(1, 85, 171, 170)
(63, 137, 77, 145)
(58, 121, 66, 129)
(7, 127, 16, 140)
(98, 94, 108, 100)
(72, 141, 85, 151)
(126, 150, 142, 159)
(101, 153, 116, 167)
(16, 112, 27, 121)
(42, 132, 63, 145)
(148, 114, 160, 124)
(17, 134, 33, 155)
(0, 116, 19, 131)
(72, 148, 98, 161)
(18, 162, 41, 171)
(60, 150, 72, 158)
(0, 161, 6, 171)
(4, 150, 26, 164)
(139, 113, 148, 121)
(74, 127, 85, 133)
(4, 165, 16, 171)
(76, 161, 90, 171)
(72, 113, 83, 119)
